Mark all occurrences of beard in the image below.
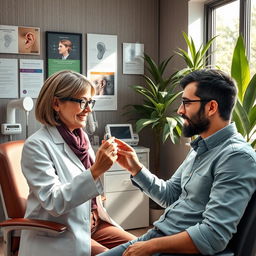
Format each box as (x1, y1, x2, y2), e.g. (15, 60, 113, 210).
(181, 108, 210, 137)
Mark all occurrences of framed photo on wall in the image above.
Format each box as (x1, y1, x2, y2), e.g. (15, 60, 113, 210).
(0, 25, 40, 55)
(87, 33, 117, 111)
(46, 31, 82, 77)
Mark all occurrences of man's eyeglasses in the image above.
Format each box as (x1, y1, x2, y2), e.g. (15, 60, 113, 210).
(60, 97, 96, 109)
(182, 99, 212, 107)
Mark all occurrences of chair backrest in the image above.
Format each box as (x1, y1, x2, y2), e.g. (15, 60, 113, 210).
(227, 190, 256, 256)
(0, 140, 28, 219)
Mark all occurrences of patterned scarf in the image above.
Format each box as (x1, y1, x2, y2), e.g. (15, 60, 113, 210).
(56, 122, 94, 168)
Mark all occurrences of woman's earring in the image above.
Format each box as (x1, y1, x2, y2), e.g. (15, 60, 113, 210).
(55, 111, 60, 121)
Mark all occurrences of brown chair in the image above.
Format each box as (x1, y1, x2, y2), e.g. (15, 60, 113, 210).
(0, 140, 67, 256)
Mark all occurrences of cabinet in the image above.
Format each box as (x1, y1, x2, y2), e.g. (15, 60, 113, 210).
(103, 146, 150, 229)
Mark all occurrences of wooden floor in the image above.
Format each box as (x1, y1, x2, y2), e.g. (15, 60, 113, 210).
(0, 226, 151, 256)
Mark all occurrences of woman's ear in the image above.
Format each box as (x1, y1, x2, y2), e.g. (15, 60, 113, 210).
(52, 97, 60, 111)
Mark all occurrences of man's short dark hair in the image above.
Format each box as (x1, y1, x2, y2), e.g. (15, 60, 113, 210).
(180, 69, 237, 121)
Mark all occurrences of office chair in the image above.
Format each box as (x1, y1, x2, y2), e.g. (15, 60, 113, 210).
(0, 140, 67, 256)
(160, 190, 256, 256)
(226, 189, 256, 256)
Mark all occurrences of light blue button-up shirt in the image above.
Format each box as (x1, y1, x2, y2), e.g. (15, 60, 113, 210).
(132, 123, 256, 255)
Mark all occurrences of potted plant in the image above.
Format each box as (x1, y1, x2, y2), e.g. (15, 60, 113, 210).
(125, 32, 217, 179)
(125, 53, 183, 179)
(231, 36, 256, 148)
(176, 32, 216, 74)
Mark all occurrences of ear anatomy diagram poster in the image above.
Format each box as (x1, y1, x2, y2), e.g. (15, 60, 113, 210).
(87, 34, 117, 111)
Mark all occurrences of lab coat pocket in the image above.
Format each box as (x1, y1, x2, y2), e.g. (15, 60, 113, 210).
(30, 231, 75, 256)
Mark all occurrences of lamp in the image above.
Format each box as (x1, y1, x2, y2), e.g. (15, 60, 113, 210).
(1, 97, 34, 139)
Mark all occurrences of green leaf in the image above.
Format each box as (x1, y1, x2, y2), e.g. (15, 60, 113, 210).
(182, 32, 195, 60)
(176, 49, 193, 68)
(144, 53, 162, 83)
(165, 91, 183, 108)
(251, 138, 256, 149)
(200, 36, 217, 60)
(159, 55, 174, 75)
(233, 100, 251, 138)
(243, 74, 256, 112)
(232, 109, 245, 136)
(248, 105, 256, 131)
(135, 118, 159, 133)
(231, 36, 250, 101)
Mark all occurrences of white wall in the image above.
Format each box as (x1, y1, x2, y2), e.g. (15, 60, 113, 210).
(188, 1, 205, 48)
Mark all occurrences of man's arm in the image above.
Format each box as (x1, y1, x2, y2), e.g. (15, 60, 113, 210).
(123, 231, 199, 256)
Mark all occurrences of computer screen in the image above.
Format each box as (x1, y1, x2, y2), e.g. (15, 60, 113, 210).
(105, 124, 134, 144)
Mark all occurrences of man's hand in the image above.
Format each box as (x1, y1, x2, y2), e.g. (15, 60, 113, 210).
(123, 241, 153, 256)
(115, 138, 143, 176)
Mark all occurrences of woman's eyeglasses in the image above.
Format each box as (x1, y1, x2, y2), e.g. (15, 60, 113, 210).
(60, 97, 96, 109)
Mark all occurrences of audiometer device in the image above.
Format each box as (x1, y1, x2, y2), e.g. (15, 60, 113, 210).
(105, 124, 139, 146)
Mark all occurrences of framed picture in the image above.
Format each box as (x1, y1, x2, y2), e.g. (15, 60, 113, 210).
(0, 25, 40, 55)
(46, 31, 82, 77)
(87, 33, 117, 111)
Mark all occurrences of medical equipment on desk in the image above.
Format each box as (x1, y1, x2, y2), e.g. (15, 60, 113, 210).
(105, 123, 139, 146)
(1, 97, 34, 139)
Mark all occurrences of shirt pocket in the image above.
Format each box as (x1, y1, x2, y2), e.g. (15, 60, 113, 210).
(185, 171, 213, 211)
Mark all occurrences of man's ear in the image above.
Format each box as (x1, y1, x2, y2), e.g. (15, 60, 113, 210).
(52, 97, 60, 111)
(207, 100, 218, 117)
(24, 32, 35, 49)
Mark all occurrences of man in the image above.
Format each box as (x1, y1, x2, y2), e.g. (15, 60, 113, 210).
(99, 69, 256, 256)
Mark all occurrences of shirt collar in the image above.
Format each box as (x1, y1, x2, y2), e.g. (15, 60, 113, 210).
(190, 123, 237, 154)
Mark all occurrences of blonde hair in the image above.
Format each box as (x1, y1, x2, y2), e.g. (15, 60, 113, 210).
(36, 70, 95, 126)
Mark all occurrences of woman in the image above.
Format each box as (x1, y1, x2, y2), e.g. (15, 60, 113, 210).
(18, 70, 136, 256)
(58, 39, 72, 59)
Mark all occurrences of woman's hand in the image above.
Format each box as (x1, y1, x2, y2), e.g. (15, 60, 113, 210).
(90, 137, 118, 179)
(115, 139, 143, 176)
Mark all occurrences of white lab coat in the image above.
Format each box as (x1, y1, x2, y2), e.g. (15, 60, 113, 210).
(18, 125, 119, 256)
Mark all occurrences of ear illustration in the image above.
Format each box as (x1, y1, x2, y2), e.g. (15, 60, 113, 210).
(97, 42, 106, 60)
(24, 32, 35, 49)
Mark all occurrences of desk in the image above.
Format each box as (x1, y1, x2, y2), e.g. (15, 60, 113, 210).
(93, 146, 150, 229)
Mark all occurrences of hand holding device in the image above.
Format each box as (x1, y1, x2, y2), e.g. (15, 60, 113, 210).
(115, 138, 143, 176)
(90, 137, 118, 180)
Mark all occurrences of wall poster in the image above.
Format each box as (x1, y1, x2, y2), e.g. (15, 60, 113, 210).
(46, 31, 82, 77)
(19, 59, 44, 98)
(0, 58, 18, 98)
(0, 25, 40, 55)
(123, 43, 144, 75)
(87, 33, 117, 111)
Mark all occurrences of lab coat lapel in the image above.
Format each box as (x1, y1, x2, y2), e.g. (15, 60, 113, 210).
(46, 125, 86, 173)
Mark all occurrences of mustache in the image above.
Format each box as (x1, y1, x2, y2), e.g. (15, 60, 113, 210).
(181, 114, 191, 122)
(181, 114, 198, 129)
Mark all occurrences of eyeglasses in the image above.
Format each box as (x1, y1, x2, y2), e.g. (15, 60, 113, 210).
(182, 99, 212, 107)
(60, 97, 96, 109)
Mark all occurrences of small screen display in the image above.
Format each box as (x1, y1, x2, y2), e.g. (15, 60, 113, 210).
(109, 126, 132, 139)
(7, 125, 20, 128)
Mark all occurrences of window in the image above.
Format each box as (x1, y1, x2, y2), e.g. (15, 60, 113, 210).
(206, 0, 255, 75)
(250, 0, 256, 74)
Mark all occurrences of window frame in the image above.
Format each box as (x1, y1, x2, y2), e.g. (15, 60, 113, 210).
(205, 0, 252, 64)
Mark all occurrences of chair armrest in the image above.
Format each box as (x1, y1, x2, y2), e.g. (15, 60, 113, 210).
(0, 218, 67, 234)
(0, 218, 67, 256)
